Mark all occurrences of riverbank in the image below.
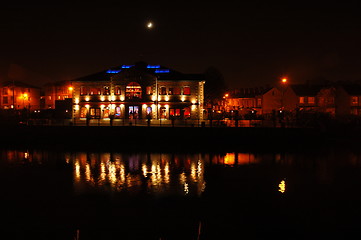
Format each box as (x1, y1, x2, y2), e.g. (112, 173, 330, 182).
(0, 125, 359, 152)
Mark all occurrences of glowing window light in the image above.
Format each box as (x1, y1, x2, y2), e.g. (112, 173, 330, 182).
(110, 95, 115, 101)
(147, 65, 160, 68)
(165, 96, 169, 101)
(165, 104, 169, 109)
(75, 98, 79, 104)
(106, 70, 121, 74)
(155, 69, 170, 73)
(100, 96, 105, 101)
(85, 104, 90, 109)
(181, 96, 185, 102)
(75, 105, 79, 110)
(85, 96, 90, 102)
(120, 96, 125, 101)
(142, 104, 147, 108)
(152, 96, 156, 101)
(100, 104, 105, 109)
(278, 179, 286, 193)
(191, 99, 197, 104)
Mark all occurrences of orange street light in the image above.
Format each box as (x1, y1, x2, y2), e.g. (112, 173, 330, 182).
(68, 86, 74, 91)
(281, 78, 288, 83)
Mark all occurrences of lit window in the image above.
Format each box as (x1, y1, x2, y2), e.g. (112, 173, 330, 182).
(103, 86, 110, 95)
(115, 87, 121, 95)
(174, 87, 181, 95)
(183, 107, 191, 119)
(183, 87, 191, 95)
(80, 86, 88, 95)
(299, 97, 304, 104)
(160, 87, 167, 95)
(146, 86, 152, 95)
(80, 107, 87, 118)
(308, 97, 315, 104)
(168, 88, 174, 95)
(351, 96, 358, 105)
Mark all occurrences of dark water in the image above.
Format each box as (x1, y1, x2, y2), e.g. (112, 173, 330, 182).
(1, 148, 361, 239)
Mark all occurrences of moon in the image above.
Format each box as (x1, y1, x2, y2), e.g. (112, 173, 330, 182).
(147, 21, 153, 29)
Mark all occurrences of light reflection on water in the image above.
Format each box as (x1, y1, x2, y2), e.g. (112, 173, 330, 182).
(2, 149, 361, 197)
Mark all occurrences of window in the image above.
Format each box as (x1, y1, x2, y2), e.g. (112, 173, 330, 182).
(168, 87, 174, 95)
(90, 87, 101, 95)
(174, 87, 181, 95)
(257, 98, 262, 107)
(3, 96, 8, 104)
(80, 107, 87, 118)
(183, 87, 191, 95)
(170, 108, 181, 117)
(146, 86, 152, 95)
(103, 86, 110, 95)
(299, 97, 304, 104)
(126, 82, 142, 99)
(115, 87, 121, 95)
(90, 108, 101, 118)
(183, 107, 191, 119)
(2, 88, 8, 95)
(308, 97, 315, 104)
(80, 86, 88, 95)
(160, 87, 167, 95)
(146, 107, 152, 116)
(160, 107, 167, 119)
(115, 107, 121, 117)
(129, 106, 139, 119)
(103, 109, 110, 118)
(351, 96, 358, 105)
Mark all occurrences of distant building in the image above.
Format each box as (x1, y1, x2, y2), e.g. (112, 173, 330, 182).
(43, 81, 73, 109)
(0, 81, 41, 110)
(335, 84, 361, 116)
(70, 62, 205, 121)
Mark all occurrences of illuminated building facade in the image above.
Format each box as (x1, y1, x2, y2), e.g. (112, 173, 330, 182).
(0, 81, 41, 110)
(70, 62, 205, 121)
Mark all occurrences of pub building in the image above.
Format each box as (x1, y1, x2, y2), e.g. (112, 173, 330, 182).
(70, 62, 205, 122)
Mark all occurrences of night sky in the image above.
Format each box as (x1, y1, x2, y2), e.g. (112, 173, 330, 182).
(1, 1, 361, 88)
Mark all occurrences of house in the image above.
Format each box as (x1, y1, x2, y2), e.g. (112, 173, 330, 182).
(336, 84, 361, 116)
(70, 62, 205, 121)
(0, 81, 41, 110)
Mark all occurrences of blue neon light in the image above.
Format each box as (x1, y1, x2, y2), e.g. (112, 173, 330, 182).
(155, 69, 170, 73)
(122, 65, 134, 68)
(106, 70, 121, 73)
(147, 65, 160, 69)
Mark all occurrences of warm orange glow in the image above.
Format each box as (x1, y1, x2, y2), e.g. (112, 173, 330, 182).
(223, 93, 229, 99)
(68, 86, 73, 91)
(278, 179, 286, 193)
(23, 93, 28, 98)
(281, 78, 288, 83)
(224, 153, 235, 165)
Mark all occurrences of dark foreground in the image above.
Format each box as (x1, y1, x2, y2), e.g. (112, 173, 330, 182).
(0, 125, 359, 152)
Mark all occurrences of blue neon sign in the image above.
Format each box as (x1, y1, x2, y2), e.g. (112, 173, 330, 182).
(147, 65, 160, 69)
(155, 69, 170, 73)
(106, 70, 121, 73)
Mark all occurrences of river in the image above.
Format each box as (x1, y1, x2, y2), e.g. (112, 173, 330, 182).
(1, 147, 361, 239)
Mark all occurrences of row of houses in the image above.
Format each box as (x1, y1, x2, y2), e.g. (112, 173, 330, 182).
(1, 62, 361, 122)
(221, 83, 361, 118)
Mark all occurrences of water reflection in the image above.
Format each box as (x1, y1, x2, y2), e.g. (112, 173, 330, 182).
(3, 149, 361, 198)
(72, 152, 206, 196)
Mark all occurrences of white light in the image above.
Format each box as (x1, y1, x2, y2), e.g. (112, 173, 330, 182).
(147, 22, 153, 29)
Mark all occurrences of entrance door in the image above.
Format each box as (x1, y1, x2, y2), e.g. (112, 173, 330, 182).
(129, 106, 139, 119)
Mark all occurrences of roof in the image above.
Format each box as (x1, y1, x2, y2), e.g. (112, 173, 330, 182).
(71, 62, 205, 82)
(289, 84, 324, 96)
(1, 81, 40, 89)
(340, 84, 361, 96)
